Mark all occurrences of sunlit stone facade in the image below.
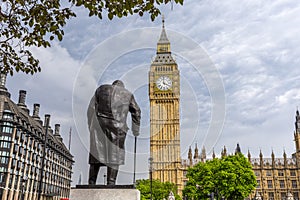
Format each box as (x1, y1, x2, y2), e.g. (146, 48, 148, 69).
(149, 19, 183, 195)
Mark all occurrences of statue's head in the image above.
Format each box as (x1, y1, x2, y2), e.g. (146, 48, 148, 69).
(112, 80, 125, 88)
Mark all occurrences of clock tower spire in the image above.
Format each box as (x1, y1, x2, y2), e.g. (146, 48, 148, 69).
(149, 17, 183, 195)
(157, 15, 171, 53)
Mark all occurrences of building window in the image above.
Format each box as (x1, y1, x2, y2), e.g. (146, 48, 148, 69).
(266, 170, 272, 176)
(293, 192, 299, 200)
(269, 192, 274, 200)
(0, 151, 9, 157)
(267, 180, 273, 188)
(15, 130, 21, 139)
(292, 180, 297, 188)
(279, 180, 285, 188)
(255, 171, 260, 176)
(278, 170, 284, 176)
(0, 141, 11, 149)
(290, 170, 296, 176)
(0, 157, 8, 165)
(1, 126, 13, 134)
(0, 135, 11, 141)
(0, 167, 6, 173)
(281, 193, 286, 200)
(256, 180, 260, 188)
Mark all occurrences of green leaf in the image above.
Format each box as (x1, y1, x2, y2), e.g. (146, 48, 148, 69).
(108, 13, 113, 20)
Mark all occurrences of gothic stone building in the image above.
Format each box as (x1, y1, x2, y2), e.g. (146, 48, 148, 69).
(184, 111, 300, 200)
(149, 18, 300, 199)
(149, 18, 183, 195)
(0, 74, 73, 200)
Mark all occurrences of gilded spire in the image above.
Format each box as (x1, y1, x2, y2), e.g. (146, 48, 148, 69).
(158, 15, 170, 45)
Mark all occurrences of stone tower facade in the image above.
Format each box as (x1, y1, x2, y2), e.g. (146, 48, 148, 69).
(149, 18, 183, 194)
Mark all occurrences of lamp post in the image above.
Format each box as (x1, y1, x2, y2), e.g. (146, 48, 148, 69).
(37, 114, 50, 200)
(149, 157, 153, 200)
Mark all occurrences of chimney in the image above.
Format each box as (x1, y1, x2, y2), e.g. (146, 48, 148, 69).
(32, 103, 43, 125)
(55, 124, 60, 135)
(54, 124, 63, 142)
(44, 114, 54, 134)
(18, 90, 29, 113)
(0, 73, 7, 90)
(18, 90, 27, 105)
(0, 73, 10, 97)
(32, 103, 40, 118)
(44, 114, 50, 127)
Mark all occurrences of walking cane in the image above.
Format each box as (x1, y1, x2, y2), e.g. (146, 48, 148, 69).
(133, 136, 137, 186)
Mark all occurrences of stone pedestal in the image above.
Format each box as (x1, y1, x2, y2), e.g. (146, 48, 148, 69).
(70, 185, 140, 200)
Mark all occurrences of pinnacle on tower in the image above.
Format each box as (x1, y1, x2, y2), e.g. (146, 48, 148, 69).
(158, 15, 170, 45)
(271, 150, 275, 160)
(200, 146, 206, 162)
(156, 15, 172, 54)
(221, 146, 227, 158)
(235, 143, 241, 154)
(188, 146, 193, 166)
(259, 149, 263, 159)
(194, 143, 199, 159)
(247, 149, 251, 161)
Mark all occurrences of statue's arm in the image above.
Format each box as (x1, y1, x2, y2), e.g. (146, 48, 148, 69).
(129, 95, 141, 136)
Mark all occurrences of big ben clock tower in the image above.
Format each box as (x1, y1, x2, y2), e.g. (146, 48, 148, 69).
(149, 17, 183, 194)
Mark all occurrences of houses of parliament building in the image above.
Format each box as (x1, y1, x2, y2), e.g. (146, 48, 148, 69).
(185, 110, 300, 200)
(149, 18, 300, 199)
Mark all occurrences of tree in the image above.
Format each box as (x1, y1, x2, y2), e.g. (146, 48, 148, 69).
(136, 179, 181, 200)
(183, 153, 257, 200)
(0, 0, 184, 75)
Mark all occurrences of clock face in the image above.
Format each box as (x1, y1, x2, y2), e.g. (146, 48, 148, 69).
(156, 76, 172, 91)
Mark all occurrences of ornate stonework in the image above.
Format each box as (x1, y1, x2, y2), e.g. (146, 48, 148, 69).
(149, 18, 183, 195)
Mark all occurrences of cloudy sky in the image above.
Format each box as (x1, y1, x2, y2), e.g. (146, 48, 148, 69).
(5, 0, 300, 185)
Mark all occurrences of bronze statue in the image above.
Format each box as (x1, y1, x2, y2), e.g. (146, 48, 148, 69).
(87, 80, 141, 185)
